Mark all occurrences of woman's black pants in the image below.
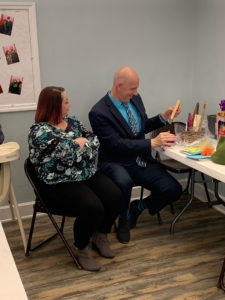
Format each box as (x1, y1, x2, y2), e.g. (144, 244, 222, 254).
(38, 172, 123, 249)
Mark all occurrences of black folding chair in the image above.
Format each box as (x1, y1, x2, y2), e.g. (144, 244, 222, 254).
(24, 158, 81, 269)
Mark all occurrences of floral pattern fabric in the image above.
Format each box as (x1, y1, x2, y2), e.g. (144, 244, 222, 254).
(28, 116, 99, 184)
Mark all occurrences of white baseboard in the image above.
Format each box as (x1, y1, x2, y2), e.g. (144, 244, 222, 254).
(0, 180, 224, 222)
(132, 181, 225, 216)
(179, 179, 225, 215)
(0, 186, 148, 222)
(0, 201, 34, 222)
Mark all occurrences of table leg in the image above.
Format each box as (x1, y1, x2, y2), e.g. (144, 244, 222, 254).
(9, 197, 16, 220)
(200, 173, 211, 207)
(170, 169, 195, 234)
(214, 179, 224, 203)
(9, 184, 27, 252)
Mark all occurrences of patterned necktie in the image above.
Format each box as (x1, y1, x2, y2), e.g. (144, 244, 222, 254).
(123, 103, 147, 168)
(123, 103, 138, 135)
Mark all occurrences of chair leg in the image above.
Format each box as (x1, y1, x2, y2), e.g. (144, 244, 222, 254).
(26, 208, 80, 269)
(59, 216, 66, 233)
(113, 219, 118, 232)
(26, 206, 37, 256)
(140, 186, 144, 201)
(217, 257, 225, 291)
(170, 203, 175, 214)
(157, 212, 162, 225)
(26, 209, 66, 253)
(46, 211, 81, 269)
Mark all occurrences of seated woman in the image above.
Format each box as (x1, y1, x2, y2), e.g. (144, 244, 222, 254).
(28, 86, 123, 272)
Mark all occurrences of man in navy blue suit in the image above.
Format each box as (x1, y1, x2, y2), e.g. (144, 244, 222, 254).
(89, 66, 182, 243)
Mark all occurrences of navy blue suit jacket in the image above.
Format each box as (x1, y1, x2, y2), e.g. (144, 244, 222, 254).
(89, 93, 165, 167)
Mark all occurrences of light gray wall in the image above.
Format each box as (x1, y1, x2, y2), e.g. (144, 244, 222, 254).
(2, 0, 223, 205)
(192, 0, 225, 114)
(192, 0, 225, 195)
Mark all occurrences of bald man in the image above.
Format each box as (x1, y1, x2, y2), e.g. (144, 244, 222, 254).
(89, 66, 182, 243)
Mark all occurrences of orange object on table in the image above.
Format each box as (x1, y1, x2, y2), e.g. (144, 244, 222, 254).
(201, 147, 214, 156)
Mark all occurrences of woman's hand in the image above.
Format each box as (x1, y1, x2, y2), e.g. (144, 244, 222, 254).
(74, 137, 88, 149)
(151, 131, 177, 148)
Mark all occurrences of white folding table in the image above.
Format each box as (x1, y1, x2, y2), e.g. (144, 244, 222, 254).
(163, 144, 225, 231)
(0, 142, 27, 251)
(0, 222, 28, 300)
(163, 144, 225, 290)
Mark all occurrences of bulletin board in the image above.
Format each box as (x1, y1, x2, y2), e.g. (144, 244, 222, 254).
(0, 2, 41, 112)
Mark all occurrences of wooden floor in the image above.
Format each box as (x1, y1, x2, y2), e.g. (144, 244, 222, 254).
(3, 196, 225, 300)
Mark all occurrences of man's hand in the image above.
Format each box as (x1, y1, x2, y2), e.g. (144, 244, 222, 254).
(151, 131, 177, 148)
(160, 105, 181, 121)
(74, 137, 88, 149)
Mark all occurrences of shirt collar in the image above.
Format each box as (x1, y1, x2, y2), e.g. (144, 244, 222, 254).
(108, 90, 124, 108)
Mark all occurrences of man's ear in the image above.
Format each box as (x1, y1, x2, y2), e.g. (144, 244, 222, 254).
(117, 82, 123, 89)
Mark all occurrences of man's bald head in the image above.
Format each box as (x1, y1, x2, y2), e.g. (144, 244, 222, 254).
(113, 66, 139, 86)
(111, 66, 140, 103)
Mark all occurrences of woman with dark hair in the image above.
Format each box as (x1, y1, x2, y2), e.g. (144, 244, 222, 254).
(28, 86, 123, 271)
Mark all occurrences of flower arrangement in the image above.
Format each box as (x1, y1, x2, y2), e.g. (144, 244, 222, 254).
(217, 100, 225, 139)
(219, 100, 225, 111)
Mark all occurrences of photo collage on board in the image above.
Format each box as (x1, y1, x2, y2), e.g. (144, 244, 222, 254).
(0, 13, 23, 96)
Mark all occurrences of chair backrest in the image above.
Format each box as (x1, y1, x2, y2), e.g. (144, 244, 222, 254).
(24, 158, 48, 213)
(24, 158, 40, 197)
(24, 158, 64, 215)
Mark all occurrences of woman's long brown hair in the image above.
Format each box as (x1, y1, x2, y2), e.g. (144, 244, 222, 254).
(35, 86, 65, 124)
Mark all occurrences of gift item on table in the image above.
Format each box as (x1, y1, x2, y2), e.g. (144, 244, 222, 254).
(218, 120, 225, 137)
(180, 139, 215, 160)
(168, 99, 181, 124)
(184, 154, 212, 160)
(192, 101, 206, 132)
(180, 102, 207, 144)
(216, 100, 225, 140)
(179, 130, 205, 144)
(192, 115, 202, 132)
(192, 102, 199, 127)
(211, 136, 225, 165)
(187, 113, 193, 130)
(207, 114, 216, 138)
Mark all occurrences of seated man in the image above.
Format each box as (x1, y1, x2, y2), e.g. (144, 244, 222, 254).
(89, 66, 182, 243)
